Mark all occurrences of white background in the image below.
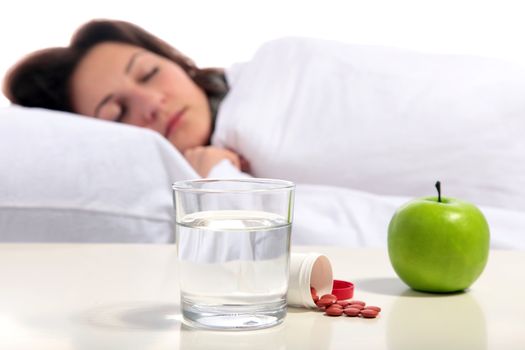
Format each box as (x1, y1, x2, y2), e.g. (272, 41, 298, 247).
(1, 0, 524, 107)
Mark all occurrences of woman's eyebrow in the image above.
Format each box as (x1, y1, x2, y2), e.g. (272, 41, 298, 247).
(125, 51, 145, 74)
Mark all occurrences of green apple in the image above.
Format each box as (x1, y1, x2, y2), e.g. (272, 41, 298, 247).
(388, 182, 490, 293)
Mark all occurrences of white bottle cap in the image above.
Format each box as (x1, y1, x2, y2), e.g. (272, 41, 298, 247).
(288, 252, 333, 308)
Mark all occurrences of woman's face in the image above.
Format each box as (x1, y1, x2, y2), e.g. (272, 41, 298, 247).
(70, 42, 212, 152)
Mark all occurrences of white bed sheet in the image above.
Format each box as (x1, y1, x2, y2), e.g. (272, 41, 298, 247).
(211, 161, 525, 250)
(293, 183, 525, 250)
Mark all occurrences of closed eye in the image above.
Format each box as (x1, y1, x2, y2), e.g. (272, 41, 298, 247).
(139, 66, 159, 83)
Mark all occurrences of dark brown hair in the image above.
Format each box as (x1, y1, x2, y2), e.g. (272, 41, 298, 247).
(3, 19, 228, 116)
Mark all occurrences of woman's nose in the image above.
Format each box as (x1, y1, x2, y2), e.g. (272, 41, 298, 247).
(129, 88, 165, 125)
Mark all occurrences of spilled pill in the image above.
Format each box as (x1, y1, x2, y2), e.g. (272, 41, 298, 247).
(325, 306, 344, 316)
(336, 300, 350, 307)
(310, 285, 381, 320)
(316, 299, 335, 307)
(320, 294, 338, 303)
(343, 307, 361, 317)
(360, 309, 379, 318)
(364, 306, 381, 312)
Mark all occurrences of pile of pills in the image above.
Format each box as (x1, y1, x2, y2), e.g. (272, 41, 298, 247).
(311, 287, 381, 318)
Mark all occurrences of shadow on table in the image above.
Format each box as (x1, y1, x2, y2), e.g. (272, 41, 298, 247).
(287, 307, 311, 314)
(74, 301, 181, 331)
(353, 277, 475, 298)
(351, 277, 408, 296)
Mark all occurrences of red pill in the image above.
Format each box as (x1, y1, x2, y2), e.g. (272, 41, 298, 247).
(310, 287, 381, 320)
(343, 307, 361, 317)
(347, 303, 364, 310)
(316, 299, 335, 307)
(360, 309, 379, 318)
(320, 294, 338, 303)
(325, 306, 344, 316)
(364, 306, 381, 313)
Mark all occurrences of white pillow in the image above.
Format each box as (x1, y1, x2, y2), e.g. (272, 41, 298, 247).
(213, 37, 525, 211)
(0, 106, 198, 242)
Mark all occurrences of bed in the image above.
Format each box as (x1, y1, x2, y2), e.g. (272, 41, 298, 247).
(1, 39, 524, 248)
(0, 106, 523, 249)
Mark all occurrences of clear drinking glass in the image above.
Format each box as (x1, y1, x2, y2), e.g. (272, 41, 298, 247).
(172, 178, 295, 331)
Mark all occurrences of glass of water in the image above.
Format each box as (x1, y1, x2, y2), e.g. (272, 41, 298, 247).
(172, 178, 295, 331)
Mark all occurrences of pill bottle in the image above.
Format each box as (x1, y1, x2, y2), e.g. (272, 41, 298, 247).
(288, 252, 333, 308)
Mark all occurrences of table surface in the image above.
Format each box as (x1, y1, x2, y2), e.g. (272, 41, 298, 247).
(0, 244, 523, 350)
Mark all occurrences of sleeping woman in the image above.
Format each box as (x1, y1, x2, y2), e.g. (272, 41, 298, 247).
(3, 19, 240, 177)
(4, 19, 525, 211)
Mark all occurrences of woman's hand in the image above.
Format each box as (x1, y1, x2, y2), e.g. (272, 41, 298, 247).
(184, 146, 249, 177)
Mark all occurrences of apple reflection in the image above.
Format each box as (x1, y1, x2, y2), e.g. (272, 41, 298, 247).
(386, 290, 486, 350)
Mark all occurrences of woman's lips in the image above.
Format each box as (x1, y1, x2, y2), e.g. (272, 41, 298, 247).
(164, 107, 187, 137)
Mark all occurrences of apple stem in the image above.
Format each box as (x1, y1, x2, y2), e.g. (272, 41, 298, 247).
(435, 181, 441, 202)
